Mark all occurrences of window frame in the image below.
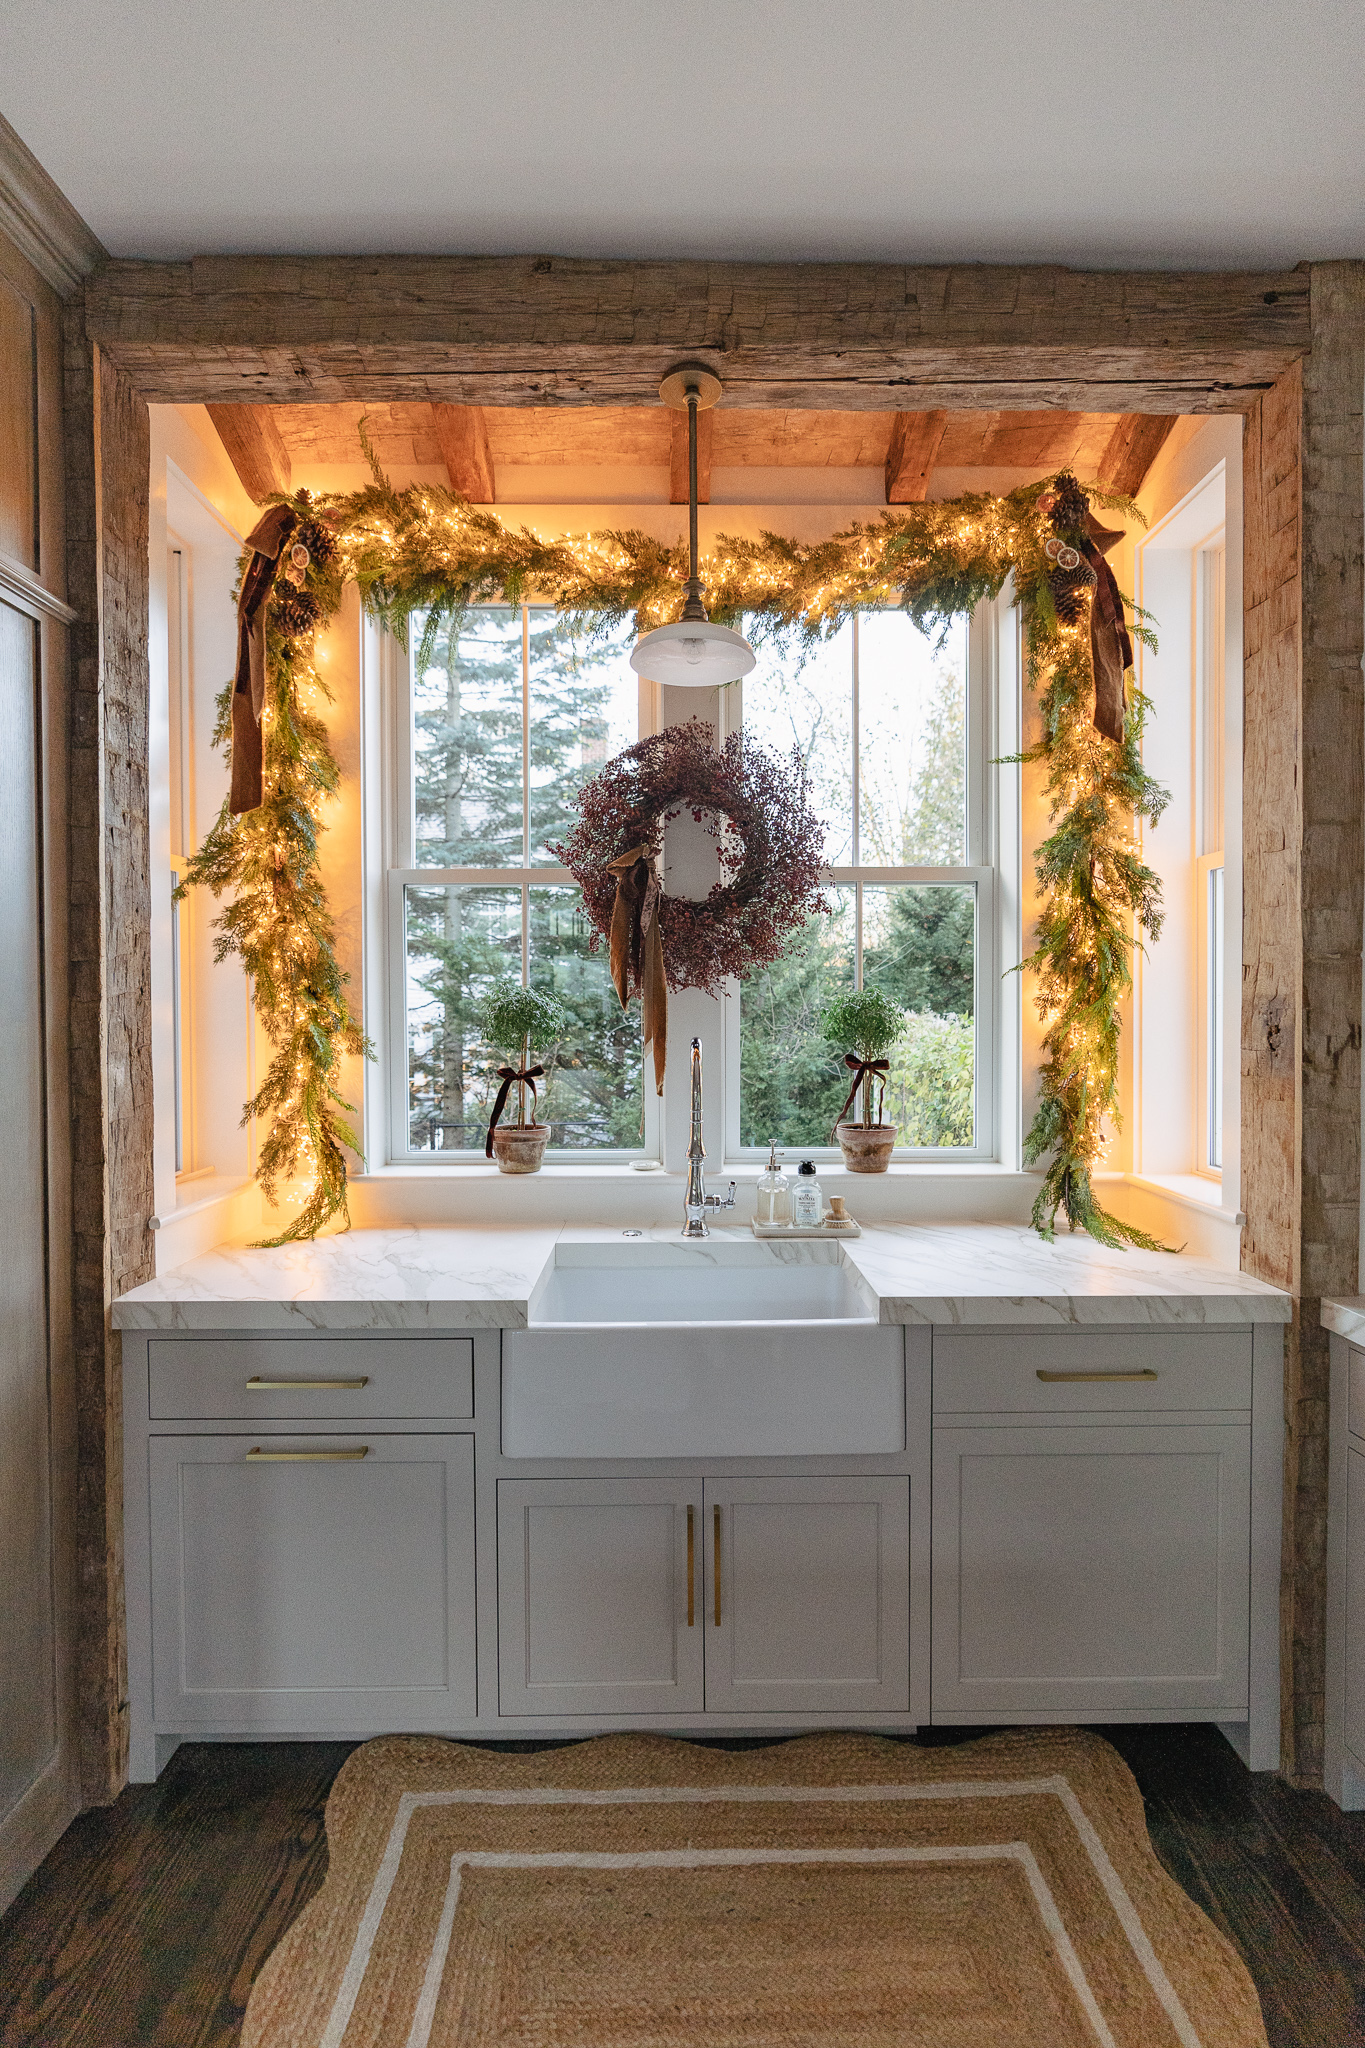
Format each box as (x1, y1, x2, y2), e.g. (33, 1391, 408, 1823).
(382, 601, 662, 1164)
(374, 592, 1013, 1173)
(723, 601, 1001, 1164)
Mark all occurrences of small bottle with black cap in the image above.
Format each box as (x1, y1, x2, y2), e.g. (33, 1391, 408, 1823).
(790, 1159, 824, 1228)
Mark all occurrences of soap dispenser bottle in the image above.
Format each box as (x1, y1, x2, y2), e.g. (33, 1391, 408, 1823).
(756, 1142, 791, 1225)
(791, 1159, 824, 1228)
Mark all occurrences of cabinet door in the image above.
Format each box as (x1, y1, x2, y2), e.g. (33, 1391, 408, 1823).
(932, 1424, 1250, 1717)
(703, 1476, 910, 1715)
(150, 1435, 475, 1731)
(1347, 1446, 1365, 1766)
(497, 1479, 703, 1716)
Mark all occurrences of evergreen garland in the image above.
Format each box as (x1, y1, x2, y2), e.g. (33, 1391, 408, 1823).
(180, 453, 1167, 1249)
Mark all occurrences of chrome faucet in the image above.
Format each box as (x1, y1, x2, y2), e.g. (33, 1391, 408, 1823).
(683, 1036, 735, 1237)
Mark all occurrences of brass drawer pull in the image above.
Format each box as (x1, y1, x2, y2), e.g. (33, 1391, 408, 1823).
(713, 1505, 722, 1627)
(1036, 1369, 1159, 1383)
(245, 1446, 369, 1460)
(686, 1506, 695, 1627)
(246, 1375, 370, 1390)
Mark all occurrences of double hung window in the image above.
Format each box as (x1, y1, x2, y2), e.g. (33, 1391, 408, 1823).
(388, 606, 655, 1159)
(729, 607, 996, 1159)
(386, 600, 1000, 1165)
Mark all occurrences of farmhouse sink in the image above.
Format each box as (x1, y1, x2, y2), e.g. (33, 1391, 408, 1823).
(501, 1240, 903, 1459)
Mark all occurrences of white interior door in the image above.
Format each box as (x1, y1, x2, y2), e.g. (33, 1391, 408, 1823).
(932, 1423, 1250, 1716)
(497, 1477, 703, 1716)
(703, 1476, 910, 1714)
(150, 1434, 476, 1730)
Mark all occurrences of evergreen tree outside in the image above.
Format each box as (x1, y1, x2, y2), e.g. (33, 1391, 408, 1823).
(739, 613, 976, 1152)
(405, 607, 642, 1152)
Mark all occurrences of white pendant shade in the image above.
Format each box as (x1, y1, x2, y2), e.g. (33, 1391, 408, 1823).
(629, 618, 756, 688)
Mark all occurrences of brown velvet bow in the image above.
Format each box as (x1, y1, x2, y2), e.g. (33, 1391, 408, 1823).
(229, 503, 298, 815)
(832, 1053, 891, 1136)
(1078, 511, 1134, 746)
(606, 842, 668, 1096)
(485, 1065, 546, 1157)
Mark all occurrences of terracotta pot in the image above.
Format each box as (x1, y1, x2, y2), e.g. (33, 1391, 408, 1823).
(490, 1122, 551, 1174)
(835, 1122, 896, 1174)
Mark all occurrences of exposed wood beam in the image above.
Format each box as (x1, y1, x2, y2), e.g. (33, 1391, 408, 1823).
(204, 402, 290, 504)
(885, 410, 947, 502)
(1095, 413, 1178, 497)
(669, 409, 712, 503)
(431, 402, 495, 500)
(85, 258, 1311, 411)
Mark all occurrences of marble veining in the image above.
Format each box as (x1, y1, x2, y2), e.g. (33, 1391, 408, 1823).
(1322, 1297, 1365, 1345)
(112, 1219, 1290, 1331)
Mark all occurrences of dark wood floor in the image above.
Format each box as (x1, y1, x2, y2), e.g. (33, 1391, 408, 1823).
(1, 1726, 1363, 2047)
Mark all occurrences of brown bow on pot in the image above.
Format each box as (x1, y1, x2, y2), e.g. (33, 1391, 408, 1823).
(229, 503, 298, 814)
(606, 842, 667, 1096)
(832, 1053, 891, 1136)
(484, 1064, 546, 1158)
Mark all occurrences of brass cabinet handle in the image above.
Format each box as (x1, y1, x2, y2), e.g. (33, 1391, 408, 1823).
(1036, 1369, 1159, 1383)
(713, 1504, 722, 1627)
(245, 1446, 369, 1460)
(686, 1505, 695, 1627)
(246, 1375, 370, 1390)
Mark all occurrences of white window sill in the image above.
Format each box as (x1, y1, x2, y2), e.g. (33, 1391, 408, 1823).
(1111, 1172, 1243, 1225)
(357, 1160, 1026, 1183)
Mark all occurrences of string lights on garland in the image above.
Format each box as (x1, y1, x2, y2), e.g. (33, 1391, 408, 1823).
(178, 436, 1168, 1249)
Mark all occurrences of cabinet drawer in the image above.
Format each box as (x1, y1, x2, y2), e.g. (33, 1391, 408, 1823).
(1349, 1347, 1365, 1441)
(147, 1336, 474, 1420)
(933, 1329, 1252, 1415)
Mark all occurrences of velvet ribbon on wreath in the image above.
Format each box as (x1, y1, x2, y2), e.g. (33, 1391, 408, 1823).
(832, 1053, 890, 1136)
(606, 842, 668, 1095)
(229, 503, 298, 814)
(484, 1064, 546, 1156)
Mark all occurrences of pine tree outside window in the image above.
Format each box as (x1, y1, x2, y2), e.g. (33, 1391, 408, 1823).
(726, 605, 999, 1161)
(391, 605, 656, 1158)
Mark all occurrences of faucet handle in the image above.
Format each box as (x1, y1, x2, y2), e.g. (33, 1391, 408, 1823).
(705, 1181, 737, 1211)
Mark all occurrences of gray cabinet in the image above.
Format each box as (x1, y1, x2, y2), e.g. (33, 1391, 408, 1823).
(497, 1478, 704, 1716)
(705, 1476, 909, 1714)
(932, 1422, 1250, 1717)
(149, 1434, 476, 1731)
(497, 1473, 911, 1718)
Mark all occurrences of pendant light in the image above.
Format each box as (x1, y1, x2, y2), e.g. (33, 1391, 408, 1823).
(629, 364, 756, 689)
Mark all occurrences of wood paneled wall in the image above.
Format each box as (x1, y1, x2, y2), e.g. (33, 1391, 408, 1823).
(1241, 267, 1365, 1783)
(62, 325, 154, 1803)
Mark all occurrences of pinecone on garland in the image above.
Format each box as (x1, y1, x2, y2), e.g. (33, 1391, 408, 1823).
(272, 582, 322, 639)
(1048, 471, 1090, 535)
(295, 516, 337, 567)
(1049, 554, 1097, 624)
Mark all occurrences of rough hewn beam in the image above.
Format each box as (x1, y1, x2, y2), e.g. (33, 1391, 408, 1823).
(1240, 262, 1365, 1789)
(884, 410, 947, 501)
(431, 402, 494, 500)
(669, 408, 712, 503)
(1095, 413, 1178, 496)
(63, 314, 154, 1804)
(204, 401, 290, 504)
(84, 257, 1311, 410)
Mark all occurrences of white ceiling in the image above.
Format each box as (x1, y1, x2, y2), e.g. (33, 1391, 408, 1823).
(5, 0, 1362, 267)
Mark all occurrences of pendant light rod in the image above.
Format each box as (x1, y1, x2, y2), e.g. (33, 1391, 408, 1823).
(684, 383, 705, 622)
(658, 362, 722, 626)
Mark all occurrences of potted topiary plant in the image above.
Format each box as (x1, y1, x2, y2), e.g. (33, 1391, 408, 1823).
(479, 978, 570, 1174)
(821, 987, 905, 1173)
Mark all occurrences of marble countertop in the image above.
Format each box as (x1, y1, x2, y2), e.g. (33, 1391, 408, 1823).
(112, 1222, 1291, 1332)
(1322, 1297, 1365, 1345)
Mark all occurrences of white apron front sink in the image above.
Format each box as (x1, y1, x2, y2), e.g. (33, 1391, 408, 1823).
(501, 1241, 903, 1459)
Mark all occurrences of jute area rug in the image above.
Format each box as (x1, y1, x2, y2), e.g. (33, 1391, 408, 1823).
(242, 1728, 1268, 2048)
